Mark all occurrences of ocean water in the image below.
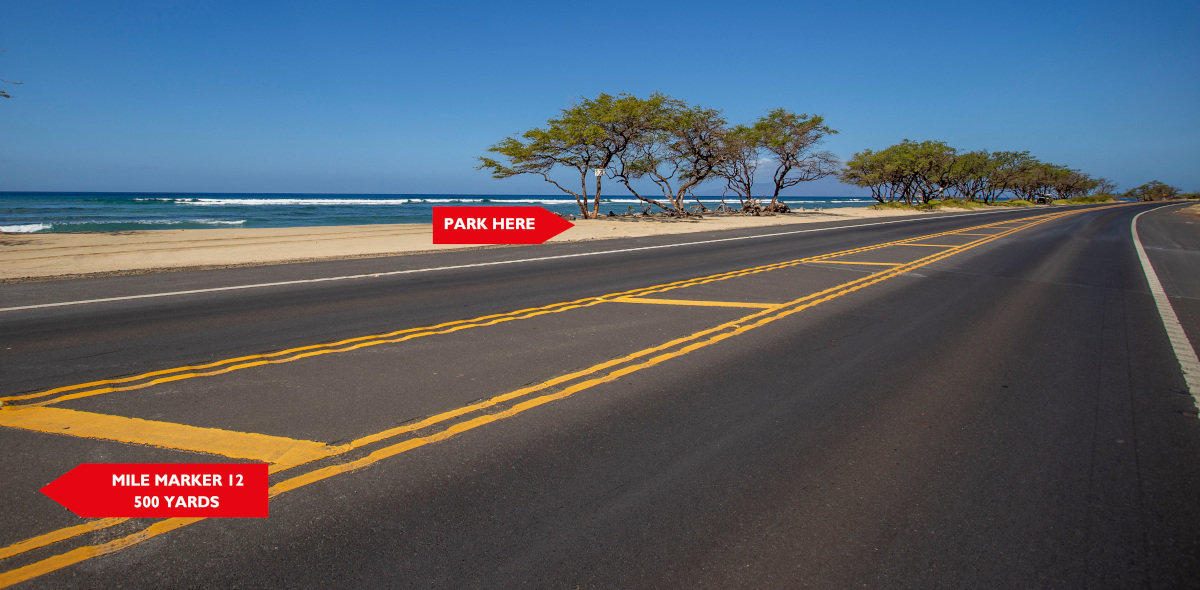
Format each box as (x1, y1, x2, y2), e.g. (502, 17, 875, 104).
(0, 192, 875, 233)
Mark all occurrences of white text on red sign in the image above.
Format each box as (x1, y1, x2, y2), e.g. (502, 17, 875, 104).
(443, 217, 536, 231)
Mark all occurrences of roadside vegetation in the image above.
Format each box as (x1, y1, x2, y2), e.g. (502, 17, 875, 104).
(477, 93, 838, 218)
(1122, 180, 1192, 202)
(478, 93, 1193, 218)
(841, 140, 1117, 207)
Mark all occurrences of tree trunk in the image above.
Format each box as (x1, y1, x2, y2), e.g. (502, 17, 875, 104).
(591, 172, 602, 219)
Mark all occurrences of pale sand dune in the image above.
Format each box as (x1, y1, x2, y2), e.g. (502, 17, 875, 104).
(0, 208, 927, 281)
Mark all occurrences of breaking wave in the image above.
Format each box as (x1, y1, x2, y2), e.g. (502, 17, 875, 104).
(0, 223, 52, 233)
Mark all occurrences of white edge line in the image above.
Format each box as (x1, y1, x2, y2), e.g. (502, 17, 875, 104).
(1131, 205, 1200, 404)
(1, 208, 1039, 313)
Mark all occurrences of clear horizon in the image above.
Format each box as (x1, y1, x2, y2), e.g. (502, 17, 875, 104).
(2, 0, 1197, 195)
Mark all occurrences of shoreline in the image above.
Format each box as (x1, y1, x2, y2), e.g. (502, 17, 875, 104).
(0, 208, 935, 282)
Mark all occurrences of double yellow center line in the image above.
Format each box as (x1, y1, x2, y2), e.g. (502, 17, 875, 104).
(0, 207, 1110, 588)
(3, 214, 1054, 409)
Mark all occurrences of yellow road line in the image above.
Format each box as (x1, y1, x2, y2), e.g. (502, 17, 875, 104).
(0, 407, 342, 468)
(0, 262, 839, 405)
(897, 243, 960, 247)
(4, 218, 1024, 407)
(1, 235, 975, 567)
(0, 518, 202, 589)
(809, 261, 901, 266)
(611, 297, 779, 309)
(0, 518, 127, 561)
(15, 300, 621, 408)
(0, 298, 606, 404)
(344, 247, 962, 450)
(1, 255, 918, 585)
(0, 208, 1105, 587)
(0, 213, 1082, 411)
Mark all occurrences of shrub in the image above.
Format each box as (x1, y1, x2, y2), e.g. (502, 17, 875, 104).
(935, 198, 987, 209)
(868, 201, 917, 210)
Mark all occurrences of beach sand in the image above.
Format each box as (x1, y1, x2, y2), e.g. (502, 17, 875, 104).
(0, 208, 928, 282)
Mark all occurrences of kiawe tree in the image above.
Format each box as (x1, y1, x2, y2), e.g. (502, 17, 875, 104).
(481, 94, 845, 218)
(477, 93, 658, 219)
(840, 147, 907, 204)
(842, 141, 1111, 205)
(611, 98, 730, 215)
(978, 151, 1035, 204)
(714, 124, 761, 208)
(1010, 161, 1067, 201)
(1052, 170, 1099, 200)
(906, 140, 957, 204)
(1091, 177, 1119, 196)
(1124, 180, 1180, 201)
(946, 150, 992, 201)
(841, 140, 949, 205)
(754, 109, 838, 212)
(477, 114, 604, 218)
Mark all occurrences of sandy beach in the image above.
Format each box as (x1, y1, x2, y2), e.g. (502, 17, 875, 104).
(0, 208, 930, 282)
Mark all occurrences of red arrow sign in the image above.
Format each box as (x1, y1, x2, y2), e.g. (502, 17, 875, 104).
(41, 463, 268, 518)
(432, 206, 574, 244)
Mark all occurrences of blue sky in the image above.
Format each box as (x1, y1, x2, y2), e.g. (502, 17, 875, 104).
(1, 0, 1197, 195)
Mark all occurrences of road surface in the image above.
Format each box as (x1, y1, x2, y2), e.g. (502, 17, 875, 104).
(1, 203, 1197, 588)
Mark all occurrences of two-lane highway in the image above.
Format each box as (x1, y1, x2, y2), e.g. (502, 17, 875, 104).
(1, 204, 1197, 588)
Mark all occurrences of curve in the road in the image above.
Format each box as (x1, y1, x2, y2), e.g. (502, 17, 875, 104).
(1132, 205, 1200, 400)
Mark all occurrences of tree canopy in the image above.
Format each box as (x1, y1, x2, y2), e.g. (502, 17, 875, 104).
(841, 141, 1111, 204)
(1124, 180, 1180, 201)
(752, 109, 839, 211)
(477, 93, 661, 218)
(611, 98, 728, 214)
(479, 94, 838, 217)
(481, 95, 1187, 213)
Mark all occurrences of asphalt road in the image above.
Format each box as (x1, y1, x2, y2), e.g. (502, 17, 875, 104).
(1, 203, 1198, 588)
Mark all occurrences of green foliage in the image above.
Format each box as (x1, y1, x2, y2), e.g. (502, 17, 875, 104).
(714, 124, 760, 205)
(1009, 161, 1070, 201)
(477, 93, 667, 218)
(752, 109, 838, 210)
(933, 198, 987, 210)
(1123, 180, 1181, 201)
(945, 151, 992, 202)
(480, 94, 841, 217)
(977, 151, 1036, 203)
(480, 95, 1124, 216)
(868, 201, 916, 210)
(612, 97, 728, 214)
(1092, 177, 1119, 196)
(840, 140, 957, 205)
(842, 139, 1109, 206)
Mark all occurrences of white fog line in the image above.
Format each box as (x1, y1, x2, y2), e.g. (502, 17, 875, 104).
(0, 208, 1025, 313)
(1132, 206, 1200, 403)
